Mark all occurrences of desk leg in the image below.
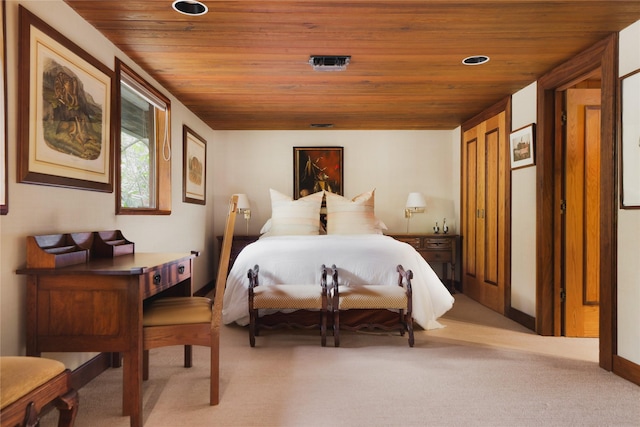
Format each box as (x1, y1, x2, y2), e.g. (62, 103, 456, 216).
(122, 351, 143, 427)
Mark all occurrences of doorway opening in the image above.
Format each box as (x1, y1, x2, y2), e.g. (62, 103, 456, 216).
(556, 71, 601, 338)
(536, 35, 616, 369)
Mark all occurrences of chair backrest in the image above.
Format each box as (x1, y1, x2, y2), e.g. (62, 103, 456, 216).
(212, 195, 239, 329)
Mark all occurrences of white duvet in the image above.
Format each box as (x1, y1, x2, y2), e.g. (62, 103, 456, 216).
(222, 234, 454, 329)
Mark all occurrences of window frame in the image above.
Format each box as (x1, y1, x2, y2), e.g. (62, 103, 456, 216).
(115, 59, 171, 215)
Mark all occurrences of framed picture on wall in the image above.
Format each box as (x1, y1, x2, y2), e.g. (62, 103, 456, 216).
(1, 0, 7, 214)
(17, 6, 114, 192)
(182, 126, 207, 205)
(293, 146, 343, 199)
(509, 124, 535, 169)
(621, 69, 640, 209)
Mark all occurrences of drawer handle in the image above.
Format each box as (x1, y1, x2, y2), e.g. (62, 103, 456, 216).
(153, 274, 162, 285)
(178, 265, 185, 274)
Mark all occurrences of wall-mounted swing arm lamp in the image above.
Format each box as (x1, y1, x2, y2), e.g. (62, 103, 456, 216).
(404, 192, 427, 233)
(235, 194, 251, 235)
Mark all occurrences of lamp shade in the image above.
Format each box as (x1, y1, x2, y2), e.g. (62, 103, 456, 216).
(235, 193, 250, 210)
(405, 192, 426, 209)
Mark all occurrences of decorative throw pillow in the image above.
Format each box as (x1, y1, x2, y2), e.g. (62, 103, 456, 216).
(325, 189, 387, 234)
(260, 189, 324, 237)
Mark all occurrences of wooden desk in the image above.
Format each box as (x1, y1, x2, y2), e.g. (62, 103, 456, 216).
(17, 252, 196, 427)
(387, 233, 460, 293)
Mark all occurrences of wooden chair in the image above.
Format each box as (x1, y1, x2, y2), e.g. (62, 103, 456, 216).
(0, 356, 78, 427)
(332, 264, 414, 347)
(142, 194, 238, 406)
(247, 264, 334, 347)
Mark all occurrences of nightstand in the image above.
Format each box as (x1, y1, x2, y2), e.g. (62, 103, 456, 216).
(387, 233, 460, 293)
(217, 235, 260, 273)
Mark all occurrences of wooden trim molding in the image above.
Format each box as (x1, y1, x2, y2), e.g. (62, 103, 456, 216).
(536, 34, 617, 372)
(68, 353, 111, 392)
(613, 355, 640, 386)
(507, 307, 535, 332)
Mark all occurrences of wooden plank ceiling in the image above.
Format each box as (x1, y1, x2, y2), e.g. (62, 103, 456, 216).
(63, 0, 640, 130)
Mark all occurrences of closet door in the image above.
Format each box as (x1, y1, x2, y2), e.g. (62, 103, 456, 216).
(462, 111, 507, 314)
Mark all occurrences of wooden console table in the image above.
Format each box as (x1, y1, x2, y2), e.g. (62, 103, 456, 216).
(387, 233, 460, 293)
(17, 231, 196, 427)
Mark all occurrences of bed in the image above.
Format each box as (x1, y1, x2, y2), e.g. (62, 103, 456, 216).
(221, 187, 454, 330)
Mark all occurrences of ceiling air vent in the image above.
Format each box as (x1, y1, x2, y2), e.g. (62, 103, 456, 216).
(309, 56, 351, 71)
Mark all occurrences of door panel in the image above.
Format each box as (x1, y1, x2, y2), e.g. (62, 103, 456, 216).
(464, 134, 478, 278)
(484, 128, 499, 286)
(462, 111, 507, 314)
(564, 89, 600, 337)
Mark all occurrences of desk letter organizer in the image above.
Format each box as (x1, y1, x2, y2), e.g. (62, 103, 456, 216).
(26, 230, 134, 268)
(26, 234, 89, 269)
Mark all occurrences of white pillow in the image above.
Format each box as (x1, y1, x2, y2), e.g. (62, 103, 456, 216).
(260, 189, 324, 237)
(325, 189, 387, 235)
(260, 217, 327, 234)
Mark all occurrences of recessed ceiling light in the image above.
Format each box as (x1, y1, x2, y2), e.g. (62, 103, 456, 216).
(172, 0, 208, 16)
(462, 55, 490, 65)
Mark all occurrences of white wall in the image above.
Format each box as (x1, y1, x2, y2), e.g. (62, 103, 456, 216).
(510, 83, 538, 316)
(212, 130, 457, 238)
(617, 20, 640, 365)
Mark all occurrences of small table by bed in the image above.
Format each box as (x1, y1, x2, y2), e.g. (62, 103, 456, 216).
(386, 233, 460, 293)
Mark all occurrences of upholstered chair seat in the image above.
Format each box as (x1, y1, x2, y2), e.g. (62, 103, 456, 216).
(0, 356, 78, 427)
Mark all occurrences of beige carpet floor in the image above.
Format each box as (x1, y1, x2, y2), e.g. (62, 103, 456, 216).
(41, 294, 640, 426)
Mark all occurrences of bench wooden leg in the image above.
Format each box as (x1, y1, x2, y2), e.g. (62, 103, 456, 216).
(333, 309, 340, 347)
(249, 308, 257, 347)
(406, 314, 414, 347)
(184, 345, 193, 368)
(320, 310, 327, 347)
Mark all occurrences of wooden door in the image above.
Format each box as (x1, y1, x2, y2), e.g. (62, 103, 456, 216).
(564, 88, 601, 337)
(462, 111, 507, 314)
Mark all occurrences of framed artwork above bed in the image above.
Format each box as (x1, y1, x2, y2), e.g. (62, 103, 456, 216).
(293, 146, 343, 199)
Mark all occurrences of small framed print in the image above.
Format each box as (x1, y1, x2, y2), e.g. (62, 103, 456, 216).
(510, 124, 535, 169)
(182, 126, 206, 205)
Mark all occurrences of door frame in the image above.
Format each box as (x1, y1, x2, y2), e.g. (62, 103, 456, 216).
(536, 34, 617, 370)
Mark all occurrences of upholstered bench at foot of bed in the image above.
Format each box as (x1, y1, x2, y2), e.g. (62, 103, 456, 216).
(332, 264, 414, 347)
(0, 356, 79, 427)
(248, 264, 332, 347)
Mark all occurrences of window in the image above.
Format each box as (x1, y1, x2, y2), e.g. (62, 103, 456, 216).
(116, 59, 171, 214)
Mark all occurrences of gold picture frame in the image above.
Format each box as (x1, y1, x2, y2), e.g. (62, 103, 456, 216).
(182, 126, 206, 205)
(17, 6, 114, 192)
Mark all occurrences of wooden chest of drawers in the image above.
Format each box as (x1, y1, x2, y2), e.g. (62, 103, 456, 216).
(217, 235, 260, 273)
(387, 233, 460, 293)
